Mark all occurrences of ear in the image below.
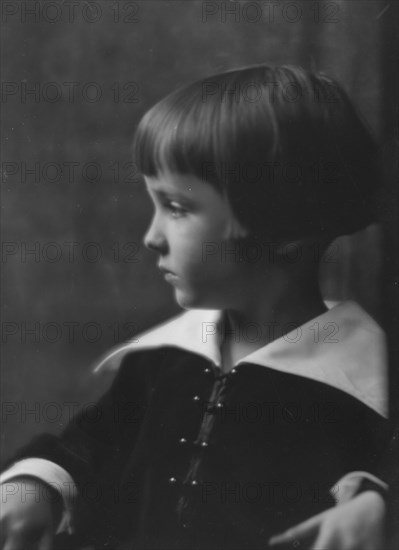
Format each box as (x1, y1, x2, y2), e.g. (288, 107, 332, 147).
(225, 216, 250, 240)
(274, 238, 333, 264)
(274, 240, 301, 256)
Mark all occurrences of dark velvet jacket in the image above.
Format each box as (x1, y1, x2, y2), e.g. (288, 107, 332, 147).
(3, 302, 391, 550)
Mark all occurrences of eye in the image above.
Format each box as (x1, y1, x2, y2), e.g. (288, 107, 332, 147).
(164, 201, 186, 218)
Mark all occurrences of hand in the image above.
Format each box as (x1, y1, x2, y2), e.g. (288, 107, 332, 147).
(268, 491, 386, 550)
(0, 477, 62, 550)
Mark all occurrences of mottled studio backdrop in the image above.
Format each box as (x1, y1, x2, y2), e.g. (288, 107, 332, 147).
(1, 0, 397, 462)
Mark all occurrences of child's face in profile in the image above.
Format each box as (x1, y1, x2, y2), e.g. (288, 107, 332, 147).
(143, 171, 249, 310)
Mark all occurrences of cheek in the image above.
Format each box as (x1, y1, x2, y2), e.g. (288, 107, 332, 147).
(169, 217, 243, 279)
(169, 223, 212, 262)
(176, 238, 207, 274)
(183, 239, 243, 284)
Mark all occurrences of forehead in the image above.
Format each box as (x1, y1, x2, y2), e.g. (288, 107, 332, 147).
(144, 172, 223, 201)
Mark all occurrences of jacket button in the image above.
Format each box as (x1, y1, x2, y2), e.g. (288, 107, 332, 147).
(204, 368, 211, 373)
(216, 402, 224, 408)
(231, 368, 237, 374)
(191, 480, 198, 486)
(179, 437, 187, 444)
(193, 395, 200, 402)
(200, 441, 208, 447)
(169, 477, 177, 484)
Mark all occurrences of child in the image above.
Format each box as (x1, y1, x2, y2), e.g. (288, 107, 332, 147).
(0, 65, 391, 549)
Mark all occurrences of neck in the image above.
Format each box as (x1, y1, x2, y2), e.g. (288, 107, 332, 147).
(219, 265, 327, 365)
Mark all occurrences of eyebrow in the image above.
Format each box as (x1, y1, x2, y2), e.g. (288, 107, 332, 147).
(147, 188, 193, 202)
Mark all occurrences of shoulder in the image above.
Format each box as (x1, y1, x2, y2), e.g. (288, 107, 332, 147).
(239, 301, 388, 418)
(93, 307, 221, 373)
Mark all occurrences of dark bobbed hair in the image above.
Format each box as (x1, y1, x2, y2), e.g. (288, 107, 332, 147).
(133, 65, 379, 241)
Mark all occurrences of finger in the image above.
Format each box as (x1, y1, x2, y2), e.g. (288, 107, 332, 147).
(269, 511, 328, 546)
(38, 531, 54, 550)
(3, 533, 34, 550)
(269, 531, 305, 548)
(0, 522, 6, 548)
(311, 531, 341, 550)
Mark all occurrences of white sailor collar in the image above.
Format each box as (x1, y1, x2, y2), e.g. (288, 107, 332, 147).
(95, 301, 388, 418)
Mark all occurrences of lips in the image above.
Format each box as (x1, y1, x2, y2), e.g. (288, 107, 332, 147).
(158, 265, 176, 276)
(158, 265, 179, 284)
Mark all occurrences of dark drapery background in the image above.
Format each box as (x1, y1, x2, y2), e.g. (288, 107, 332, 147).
(1, 0, 397, 461)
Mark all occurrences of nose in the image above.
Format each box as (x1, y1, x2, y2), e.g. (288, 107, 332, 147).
(143, 213, 168, 254)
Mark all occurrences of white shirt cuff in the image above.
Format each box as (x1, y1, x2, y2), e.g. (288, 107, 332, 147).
(0, 458, 77, 534)
(330, 471, 388, 504)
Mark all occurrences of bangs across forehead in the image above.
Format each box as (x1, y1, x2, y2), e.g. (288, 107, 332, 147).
(133, 65, 378, 240)
(133, 68, 280, 189)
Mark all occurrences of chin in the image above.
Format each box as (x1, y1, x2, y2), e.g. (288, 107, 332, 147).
(174, 290, 203, 310)
(174, 289, 223, 311)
